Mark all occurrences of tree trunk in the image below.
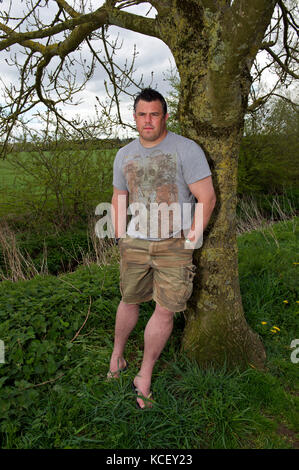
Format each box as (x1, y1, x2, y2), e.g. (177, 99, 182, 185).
(157, 2, 267, 369)
(181, 130, 266, 369)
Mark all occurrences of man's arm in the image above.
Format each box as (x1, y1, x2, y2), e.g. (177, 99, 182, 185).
(186, 176, 216, 245)
(112, 186, 129, 239)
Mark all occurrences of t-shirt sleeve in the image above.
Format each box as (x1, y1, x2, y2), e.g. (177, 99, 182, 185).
(113, 150, 128, 191)
(181, 140, 212, 184)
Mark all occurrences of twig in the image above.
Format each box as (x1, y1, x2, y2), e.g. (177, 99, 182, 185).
(70, 296, 92, 342)
(20, 373, 65, 391)
(59, 277, 83, 293)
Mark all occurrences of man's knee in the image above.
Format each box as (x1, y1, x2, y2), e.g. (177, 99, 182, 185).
(119, 301, 139, 313)
(154, 302, 174, 316)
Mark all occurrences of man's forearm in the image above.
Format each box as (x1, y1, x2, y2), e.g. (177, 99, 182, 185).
(112, 194, 128, 238)
(187, 198, 216, 244)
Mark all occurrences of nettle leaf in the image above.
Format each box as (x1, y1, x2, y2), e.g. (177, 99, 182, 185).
(14, 379, 32, 389)
(34, 364, 45, 375)
(59, 318, 70, 328)
(10, 347, 24, 364)
(31, 314, 47, 333)
(47, 355, 58, 374)
(16, 389, 39, 409)
(0, 376, 9, 389)
(0, 398, 11, 415)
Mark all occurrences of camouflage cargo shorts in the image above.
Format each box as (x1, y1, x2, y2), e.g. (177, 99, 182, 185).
(118, 235, 196, 312)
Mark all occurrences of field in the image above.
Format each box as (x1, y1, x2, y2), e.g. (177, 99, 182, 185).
(0, 218, 298, 449)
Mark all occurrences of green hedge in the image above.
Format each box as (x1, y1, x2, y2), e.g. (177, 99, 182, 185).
(238, 134, 299, 195)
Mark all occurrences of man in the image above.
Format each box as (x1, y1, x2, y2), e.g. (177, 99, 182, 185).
(108, 88, 216, 408)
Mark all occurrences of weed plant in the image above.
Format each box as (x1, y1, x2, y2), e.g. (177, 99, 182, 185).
(0, 219, 298, 449)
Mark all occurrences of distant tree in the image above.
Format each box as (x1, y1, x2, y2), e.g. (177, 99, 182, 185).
(239, 97, 299, 194)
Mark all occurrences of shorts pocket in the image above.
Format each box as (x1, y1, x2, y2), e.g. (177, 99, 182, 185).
(182, 264, 196, 299)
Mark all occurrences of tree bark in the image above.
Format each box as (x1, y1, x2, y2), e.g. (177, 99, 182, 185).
(181, 130, 266, 369)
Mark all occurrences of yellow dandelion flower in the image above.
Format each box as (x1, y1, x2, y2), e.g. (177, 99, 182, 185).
(270, 329, 277, 333)
(273, 326, 280, 331)
(261, 321, 267, 325)
(293, 262, 299, 265)
(296, 301, 299, 304)
(283, 300, 289, 304)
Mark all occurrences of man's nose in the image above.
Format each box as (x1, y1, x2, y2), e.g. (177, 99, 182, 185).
(145, 114, 153, 123)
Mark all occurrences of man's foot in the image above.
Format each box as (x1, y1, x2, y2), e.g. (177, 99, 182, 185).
(132, 376, 153, 409)
(107, 358, 128, 380)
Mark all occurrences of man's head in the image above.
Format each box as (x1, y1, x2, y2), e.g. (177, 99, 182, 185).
(133, 88, 169, 147)
(133, 88, 168, 116)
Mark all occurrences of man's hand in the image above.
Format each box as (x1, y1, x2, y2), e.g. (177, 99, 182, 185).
(186, 176, 216, 248)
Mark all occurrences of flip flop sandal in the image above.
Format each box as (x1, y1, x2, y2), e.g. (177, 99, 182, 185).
(107, 360, 129, 380)
(132, 381, 153, 409)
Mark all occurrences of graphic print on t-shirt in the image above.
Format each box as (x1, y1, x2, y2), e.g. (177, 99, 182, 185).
(123, 151, 179, 238)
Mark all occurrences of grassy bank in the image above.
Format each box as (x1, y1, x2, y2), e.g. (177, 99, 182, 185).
(0, 218, 298, 449)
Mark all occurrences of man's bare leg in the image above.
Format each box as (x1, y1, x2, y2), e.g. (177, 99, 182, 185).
(109, 300, 139, 376)
(133, 303, 174, 408)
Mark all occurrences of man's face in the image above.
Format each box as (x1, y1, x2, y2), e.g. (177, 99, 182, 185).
(134, 99, 168, 147)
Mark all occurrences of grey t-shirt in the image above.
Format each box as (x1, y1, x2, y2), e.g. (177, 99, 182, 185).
(113, 131, 212, 240)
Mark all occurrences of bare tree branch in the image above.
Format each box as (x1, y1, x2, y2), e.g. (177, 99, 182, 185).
(0, 5, 160, 55)
(257, 0, 299, 81)
(0, 1, 162, 155)
(55, 0, 80, 18)
(246, 0, 298, 114)
(262, 45, 299, 79)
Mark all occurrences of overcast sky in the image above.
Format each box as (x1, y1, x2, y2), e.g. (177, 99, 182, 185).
(0, 1, 175, 137)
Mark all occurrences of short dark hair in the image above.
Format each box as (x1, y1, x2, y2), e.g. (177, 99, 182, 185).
(134, 88, 167, 116)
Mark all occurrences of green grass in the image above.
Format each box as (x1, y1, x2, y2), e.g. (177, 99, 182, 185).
(0, 219, 298, 449)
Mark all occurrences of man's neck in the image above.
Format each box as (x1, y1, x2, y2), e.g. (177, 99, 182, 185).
(139, 130, 168, 148)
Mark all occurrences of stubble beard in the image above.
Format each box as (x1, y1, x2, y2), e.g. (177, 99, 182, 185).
(140, 124, 167, 143)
